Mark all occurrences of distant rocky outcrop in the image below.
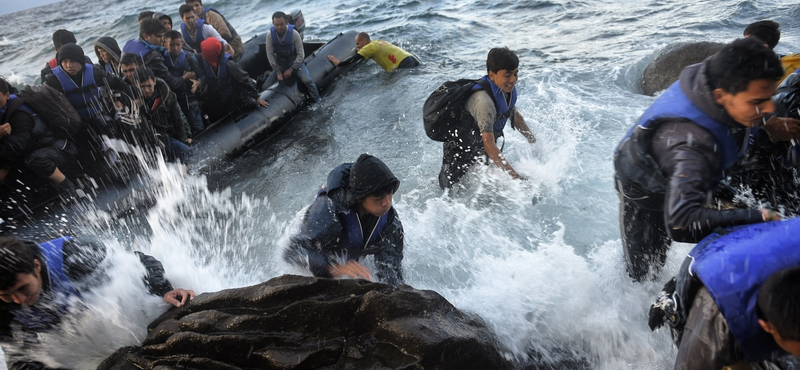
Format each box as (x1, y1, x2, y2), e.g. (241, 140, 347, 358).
(98, 275, 514, 370)
(641, 41, 725, 96)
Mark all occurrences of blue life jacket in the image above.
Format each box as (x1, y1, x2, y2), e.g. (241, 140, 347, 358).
(471, 76, 517, 134)
(122, 39, 151, 59)
(343, 209, 389, 251)
(164, 49, 189, 78)
(12, 236, 82, 330)
(618, 81, 754, 171)
(0, 94, 16, 117)
(200, 7, 239, 40)
(270, 25, 296, 69)
(689, 218, 800, 362)
(52, 64, 100, 120)
(203, 53, 230, 82)
(103, 63, 115, 75)
(180, 19, 207, 52)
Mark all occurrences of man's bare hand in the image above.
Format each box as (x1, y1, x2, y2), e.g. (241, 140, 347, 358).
(329, 261, 372, 281)
(327, 55, 340, 66)
(0, 123, 11, 138)
(163, 288, 196, 307)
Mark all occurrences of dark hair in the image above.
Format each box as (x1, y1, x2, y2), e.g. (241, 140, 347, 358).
(52, 29, 77, 49)
(758, 267, 800, 341)
(165, 30, 182, 41)
(356, 32, 370, 43)
(744, 20, 780, 50)
(134, 67, 155, 83)
(179, 4, 195, 17)
(138, 10, 155, 22)
(486, 47, 519, 74)
(185, 0, 202, 5)
(0, 237, 41, 291)
(272, 11, 287, 21)
(0, 77, 10, 95)
(120, 53, 144, 67)
(155, 13, 172, 26)
(140, 18, 165, 39)
(706, 38, 783, 94)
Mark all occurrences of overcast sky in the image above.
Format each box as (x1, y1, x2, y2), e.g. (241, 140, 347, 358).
(0, 0, 62, 16)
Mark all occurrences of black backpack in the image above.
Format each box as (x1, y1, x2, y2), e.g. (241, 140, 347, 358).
(16, 84, 83, 138)
(423, 79, 482, 142)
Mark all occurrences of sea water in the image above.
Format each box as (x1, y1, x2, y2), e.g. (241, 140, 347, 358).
(1, 0, 799, 368)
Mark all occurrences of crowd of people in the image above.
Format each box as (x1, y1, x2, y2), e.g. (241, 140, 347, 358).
(2, 2, 800, 369)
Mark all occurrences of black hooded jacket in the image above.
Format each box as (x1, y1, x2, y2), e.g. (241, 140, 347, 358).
(94, 37, 122, 75)
(283, 157, 404, 286)
(615, 62, 763, 242)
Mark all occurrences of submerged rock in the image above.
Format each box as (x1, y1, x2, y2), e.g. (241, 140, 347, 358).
(641, 41, 725, 96)
(98, 275, 514, 370)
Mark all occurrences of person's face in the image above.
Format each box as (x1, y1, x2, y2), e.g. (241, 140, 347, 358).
(161, 19, 172, 31)
(137, 78, 156, 99)
(143, 32, 165, 47)
(360, 193, 393, 217)
(96, 48, 111, 64)
(0, 260, 43, 307)
(488, 68, 519, 94)
(759, 319, 800, 357)
(188, 1, 203, 19)
(182, 11, 197, 28)
(355, 36, 369, 51)
(272, 17, 287, 35)
(0, 91, 9, 109)
(165, 38, 183, 57)
(714, 78, 777, 127)
(61, 59, 83, 76)
(121, 63, 138, 83)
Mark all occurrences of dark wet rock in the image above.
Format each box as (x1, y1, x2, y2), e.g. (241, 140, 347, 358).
(98, 275, 514, 370)
(641, 41, 725, 96)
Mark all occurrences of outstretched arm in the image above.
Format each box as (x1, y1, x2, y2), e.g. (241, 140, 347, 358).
(482, 132, 526, 180)
(513, 110, 536, 144)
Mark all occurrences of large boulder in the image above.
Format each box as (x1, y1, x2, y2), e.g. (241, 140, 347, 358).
(640, 41, 725, 96)
(98, 275, 514, 370)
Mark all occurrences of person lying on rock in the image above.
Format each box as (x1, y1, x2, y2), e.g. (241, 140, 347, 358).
(0, 235, 194, 369)
(283, 154, 404, 286)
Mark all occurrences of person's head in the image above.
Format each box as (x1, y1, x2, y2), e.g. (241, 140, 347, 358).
(355, 32, 370, 51)
(0, 236, 44, 307)
(164, 31, 183, 57)
(179, 4, 197, 27)
(201, 37, 223, 67)
(486, 47, 519, 94)
(154, 12, 173, 31)
(345, 154, 400, 217)
(757, 267, 800, 357)
(57, 43, 86, 77)
(0, 78, 11, 109)
(52, 29, 77, 52)
(140, 18, 166, 46)
(707, 38, 783, 127)
(138, 10, 155, 23)
(120, 53, 144, 84)
(272, 11, 288, 35)
(185, 0, 204, 19)
(134, 67, 157, 99)
(744, 20, 780, 50)
(94, 36, 120, 65)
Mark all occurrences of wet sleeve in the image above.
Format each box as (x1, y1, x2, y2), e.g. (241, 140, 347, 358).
(0, 112, 34, 170)
(674, 287, 742, 370)
(134, 252, 174, 297)
(62, 237, 107, 283)
(282, 196, 343, 278)
(290, 31, 304, 70)
(372, 211, 404, 286)
(356, 42, 377, 59)
(466, 90, 497, 133)
(335, 54, 365, 68)
(655, 124, 763, 242)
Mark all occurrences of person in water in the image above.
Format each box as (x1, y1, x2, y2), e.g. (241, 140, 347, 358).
(262, 11, 321, 103)
(613, 38, 797, 282)
(0, 235, 194, 369)
(0, 78, 79, 187)
(164, 30, 205, 136)
(283, 154, 404, 286)
(94, 36, 122, 75)
(184, 0, 243, 58)
(648, 220, 800, 370)
(40, 29, 91, 84)
(327, 32, 420, 72)
(177, 4, 229, 55)
(198, 37, 268, 123)
(438, 47, 536, 189)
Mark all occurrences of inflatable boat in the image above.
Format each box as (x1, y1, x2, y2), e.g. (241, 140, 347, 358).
(0, 10, 363, 234)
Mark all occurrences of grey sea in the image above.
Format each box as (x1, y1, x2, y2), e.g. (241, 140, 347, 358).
(1, 0, 799, 368)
